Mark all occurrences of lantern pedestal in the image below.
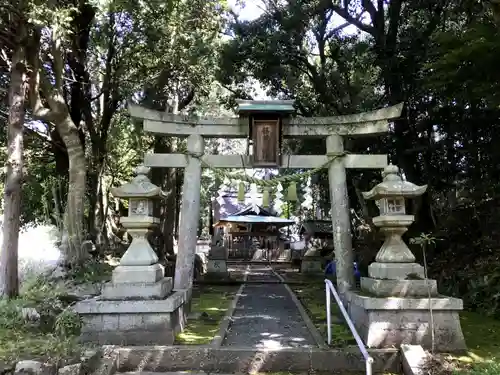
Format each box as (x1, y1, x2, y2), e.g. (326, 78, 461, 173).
(300, 257, 323, 274)
(301, 246, 323, 274)
(73, 166, 189, 346)
(360, 215, 437, 298)
(346, 292, 466, 351)
(206, 245, 229, 279)
(101, 217, 173, 300)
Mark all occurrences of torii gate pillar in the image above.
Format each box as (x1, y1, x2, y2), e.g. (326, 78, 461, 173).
(174, 134, 204, 290)
(327, 134, 354, 293)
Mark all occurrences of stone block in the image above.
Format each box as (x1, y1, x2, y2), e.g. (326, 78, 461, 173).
(74, 290, 187, 315)
(368, 262, 424, 280)
(111, 264, 164, 284)
(116, 347, 401, 374)
(15, 360, 56, 375)
(361, 277, 438, 298)
(206, 259, 228, 275)
(301, 257, 323, 274)
(401, 344, 428, 375)
(73, 289, 190, 346)
(346, 291, 466, 352)
(101, 277, 173, 300)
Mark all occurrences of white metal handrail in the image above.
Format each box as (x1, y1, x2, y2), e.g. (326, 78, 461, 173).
(325, 279, 374, 375)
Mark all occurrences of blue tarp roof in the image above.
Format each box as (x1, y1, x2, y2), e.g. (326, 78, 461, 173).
(217, 215, 295, 225)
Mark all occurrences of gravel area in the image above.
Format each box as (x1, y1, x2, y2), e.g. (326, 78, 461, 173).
(222, 265, 317, 348)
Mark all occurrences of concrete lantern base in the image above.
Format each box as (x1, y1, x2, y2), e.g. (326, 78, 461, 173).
(73, 289, 190, 346)
(360, 277, 438, 298)
(301, 257, 323, 274)
(346, 291, 467, 352)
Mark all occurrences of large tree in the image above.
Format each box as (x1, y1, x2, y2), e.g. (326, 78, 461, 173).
(0, 12, 27, 297)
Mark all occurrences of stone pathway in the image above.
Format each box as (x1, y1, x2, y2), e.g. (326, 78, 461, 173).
(222, 265, 317, 348)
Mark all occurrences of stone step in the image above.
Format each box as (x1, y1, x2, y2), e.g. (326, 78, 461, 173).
(116, 346, 401, 374)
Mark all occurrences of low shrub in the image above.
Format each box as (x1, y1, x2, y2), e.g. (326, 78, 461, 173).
(0, 274, 83, 364)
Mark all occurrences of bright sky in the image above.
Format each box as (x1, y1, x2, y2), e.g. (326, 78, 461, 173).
(227, 0, 361, 34)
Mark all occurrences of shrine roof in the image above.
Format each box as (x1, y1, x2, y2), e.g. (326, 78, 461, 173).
(215, 215, 295, 226)
(232, 204, 275, 217)
(299, 220, 333, 235)
(235, 99, 295, 114)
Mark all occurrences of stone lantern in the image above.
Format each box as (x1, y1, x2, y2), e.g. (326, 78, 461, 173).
(345, 164, 466, 351)
(361, 163, 429, 290)
(101, 165, 170, 299)
(74, 165, 190, 345)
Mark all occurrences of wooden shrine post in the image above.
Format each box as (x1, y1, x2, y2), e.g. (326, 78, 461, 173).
(129, 101, 403, 292)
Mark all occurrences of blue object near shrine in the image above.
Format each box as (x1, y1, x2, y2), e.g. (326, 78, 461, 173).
(325, 260, 361, 280)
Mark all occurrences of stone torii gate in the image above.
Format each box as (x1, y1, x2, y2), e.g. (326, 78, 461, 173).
(129, 100, 403, 293)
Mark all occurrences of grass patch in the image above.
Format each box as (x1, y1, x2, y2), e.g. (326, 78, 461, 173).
(175, 285, 238, 345)
(0, 276, 85, 366)
(290, 282, 355, 347)
(422, 311, 500, 374)
(460, 311, 500, 360)
(441, 311, 500, 374)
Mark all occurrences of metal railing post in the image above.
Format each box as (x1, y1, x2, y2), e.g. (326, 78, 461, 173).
(366, 357, 373, 375)
(325, 279, 374, 375)
(326, 282, 331, 345)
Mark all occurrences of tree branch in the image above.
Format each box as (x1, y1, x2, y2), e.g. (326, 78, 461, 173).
(29, 30, 56, 122)
(23, 125, 67, 152)
(328, 0, 375, 35)
(51, 27, 64, 91)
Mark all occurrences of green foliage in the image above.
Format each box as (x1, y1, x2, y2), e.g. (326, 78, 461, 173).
(54, 308, 82, 337)
(426, 16, 500, 108)
(0, 275, 82, 363)
(67, 258, 114, 284)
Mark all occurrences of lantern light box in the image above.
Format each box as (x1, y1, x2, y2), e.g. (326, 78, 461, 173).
(236, 99, 295, 168)
(377, 197, 406, 215)
(363, 164, 427, 218)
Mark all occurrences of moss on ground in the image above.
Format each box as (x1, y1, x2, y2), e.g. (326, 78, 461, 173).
(290, 282, 355, 347)
(175, 285, 238, 345)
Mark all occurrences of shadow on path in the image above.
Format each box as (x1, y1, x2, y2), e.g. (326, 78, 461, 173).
(222, 265, 317, 349)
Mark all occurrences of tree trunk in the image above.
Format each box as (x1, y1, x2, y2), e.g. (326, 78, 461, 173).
(29, 26, 88, 267)
(151, 137, 177, 257)
(162, 165, 177, 255)
(1, 37, 27, 298)
(57, 115, 87, 266)
(174, 169, 183, 239)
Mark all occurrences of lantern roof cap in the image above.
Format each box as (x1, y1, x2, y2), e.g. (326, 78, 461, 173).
(362, 164, 427, 200)
(111, 165, 166, 199)
(235, 99, 295, 114)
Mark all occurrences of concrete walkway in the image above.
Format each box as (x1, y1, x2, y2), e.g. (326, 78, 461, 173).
(222, 265, 317, 349)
